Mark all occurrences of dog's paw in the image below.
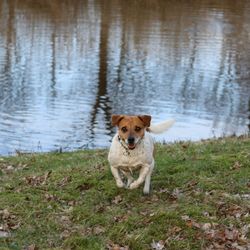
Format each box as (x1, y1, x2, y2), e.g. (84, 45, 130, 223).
(143, 188, 150, 195)
(129, 181, 139, 189)
(116, 180, 125, 188)
(143, 183, 151, 195)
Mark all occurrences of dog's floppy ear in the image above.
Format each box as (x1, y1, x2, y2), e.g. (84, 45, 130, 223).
(138, 115, 151, 127)
(111, 115, 124, 126)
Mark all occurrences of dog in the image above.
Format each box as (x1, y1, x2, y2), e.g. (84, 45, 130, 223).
(108, 115, 175, 194)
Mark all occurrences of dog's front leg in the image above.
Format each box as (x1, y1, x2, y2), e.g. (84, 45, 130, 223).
(129, 164, 150, 190)
(110, 166, 125, 188)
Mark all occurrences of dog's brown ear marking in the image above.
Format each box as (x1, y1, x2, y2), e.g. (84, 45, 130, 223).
(111, 115, 124, 126)
(138, 115, 151, 127)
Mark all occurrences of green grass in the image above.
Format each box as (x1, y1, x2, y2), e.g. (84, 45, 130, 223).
(0, 136, 249, 249)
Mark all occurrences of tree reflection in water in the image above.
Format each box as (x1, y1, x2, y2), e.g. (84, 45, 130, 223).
(0, 0, 249, 154)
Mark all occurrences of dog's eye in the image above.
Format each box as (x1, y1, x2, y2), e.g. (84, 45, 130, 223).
(135, 126, 141, 132)
(121, 127, 127, 133)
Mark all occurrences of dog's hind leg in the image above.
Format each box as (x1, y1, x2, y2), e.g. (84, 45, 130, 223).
(143, 160, 154, 194)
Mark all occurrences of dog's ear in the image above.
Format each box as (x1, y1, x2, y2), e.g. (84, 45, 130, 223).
(138, 115, 151, 127)
(111, 115, 124, 126)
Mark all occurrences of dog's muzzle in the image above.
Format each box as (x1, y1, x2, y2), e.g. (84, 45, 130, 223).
(127, 137, 136, 149)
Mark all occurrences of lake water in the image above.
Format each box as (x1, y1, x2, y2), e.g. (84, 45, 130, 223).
(0, 0, 249, 155)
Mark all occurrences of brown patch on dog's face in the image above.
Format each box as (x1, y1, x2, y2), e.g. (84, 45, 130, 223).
(111, 115, 151, 150)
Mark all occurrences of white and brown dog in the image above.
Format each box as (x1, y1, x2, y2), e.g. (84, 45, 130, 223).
(108, 115, 174, 194)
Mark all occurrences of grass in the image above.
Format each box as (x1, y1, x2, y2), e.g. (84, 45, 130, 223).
(0, 136, 249, 249)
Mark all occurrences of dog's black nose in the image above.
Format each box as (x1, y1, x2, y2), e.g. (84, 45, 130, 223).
(128, 137, 135, 144)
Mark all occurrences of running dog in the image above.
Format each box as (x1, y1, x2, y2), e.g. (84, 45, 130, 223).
(108, 115, 174, 194)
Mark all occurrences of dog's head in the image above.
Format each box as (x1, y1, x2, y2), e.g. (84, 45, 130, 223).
(111, 114, 151, 150)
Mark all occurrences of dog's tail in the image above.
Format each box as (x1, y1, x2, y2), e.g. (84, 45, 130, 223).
(147, 119, 175, 134)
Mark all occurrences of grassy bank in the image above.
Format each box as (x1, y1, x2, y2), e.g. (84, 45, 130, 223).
(0, 137, 249, 250)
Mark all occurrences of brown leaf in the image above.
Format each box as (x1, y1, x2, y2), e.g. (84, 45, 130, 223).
(106, 240, 129, 250)
(1, 209, 10, 219)
(192, 221, 201, 229)
(201, 223, 212, 231)
(25, 171, 51, 186)
(186, 180, 198, 188)
(93, 225, 105, 235)
(113, 214, 128, 223)
(181, 215, 190, 221)
(186, 220, 193, 228)
(231, 161, 242, 170)
(170, 188, 182, 200)
(60, 229, 71, 239)
(95, 204, 106, 213)
(181, 215, 201, 229)
(167, 226, 182, 237)
(44, 193, 58, 201)
(112, 195, 123, 204)
(151, 240, 165, 250)
(59, 176, 71, 187)
(26, 244, 38, 250)
(76, 183, 93, 191)
(224, 228, 239, 241)
(158, 188, 169, 194)
(60, 215, 72, 225)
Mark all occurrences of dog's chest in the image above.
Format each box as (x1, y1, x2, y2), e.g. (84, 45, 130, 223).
(108, 134, 154, 168)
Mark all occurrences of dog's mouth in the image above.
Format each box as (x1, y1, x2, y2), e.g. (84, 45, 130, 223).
(128, 144, 136, 150)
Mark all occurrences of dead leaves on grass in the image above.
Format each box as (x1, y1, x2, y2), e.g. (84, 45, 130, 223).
(0, 209, 20, 238)
(60, 223, 106, 240)
(181, 214, 250, 249)
(76, 182, 93, 192)
(25, 171, 51, 186)
(151, 240, 165, 250)
(106, 241, 129, 250)
(216, 202, 249, 219)
(26, 244, 38, 250)
(0, 163, 28, 174)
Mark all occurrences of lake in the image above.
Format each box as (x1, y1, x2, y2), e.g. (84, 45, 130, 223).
(0, 0, 249, 155)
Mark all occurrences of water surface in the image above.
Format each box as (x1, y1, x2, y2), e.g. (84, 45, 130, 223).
(0, 0, 249, 155)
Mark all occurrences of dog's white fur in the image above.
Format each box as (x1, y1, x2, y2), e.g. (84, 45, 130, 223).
(108, 119, 174, 194)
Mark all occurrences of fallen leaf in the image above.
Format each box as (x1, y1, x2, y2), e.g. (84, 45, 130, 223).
(151, 240, 165, 250)
(158, 188, 169, 194)
(170, 226, 182, 233)
(25, 171, 51, 186)
(181, 215, 190, 221)
(1, 209, 10, 219)
(60, 229, 71, 239)
(170, 188, 182, 200)
(201, 223, 212, 231)
(186, 180, 198, 188)
(93, 225, 105, 235)
(112, 195, 123, 204)
(113, 214, 128, 223)
(231, 161, 242, 170)
(27, 244, 38, 250)
(224, 228, 239, 241)
(44, 193, 58, 201)
(59, 176, 71, 187)
(106, 240, 129, 250)
(76, 183, 93, 191)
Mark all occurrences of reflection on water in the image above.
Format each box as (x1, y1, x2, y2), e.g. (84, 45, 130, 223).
(0, 0, 249, 155)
